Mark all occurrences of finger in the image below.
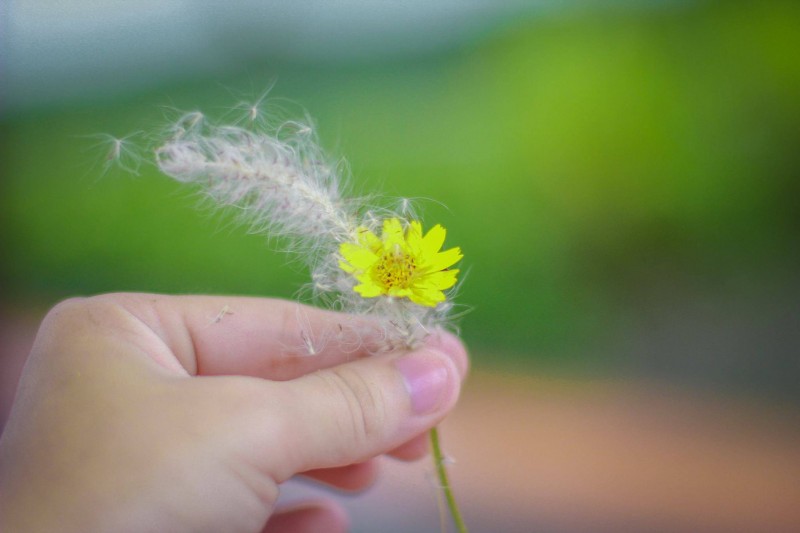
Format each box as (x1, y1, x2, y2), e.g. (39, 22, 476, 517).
(96, 293, 383, 377)
(300, 459, 380, 491)
(266, 344, 463, 480)
(262, 500, 348, 533)
(105, 293, 469, 382)
(425, 329, 469, 379)
(388, 433, 430, 461)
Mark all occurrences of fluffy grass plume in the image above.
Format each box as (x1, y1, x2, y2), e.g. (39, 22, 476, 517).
(153, 104, 463, 353)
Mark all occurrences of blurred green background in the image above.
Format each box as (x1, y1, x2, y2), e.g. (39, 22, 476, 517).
(3, 1, 799, 400)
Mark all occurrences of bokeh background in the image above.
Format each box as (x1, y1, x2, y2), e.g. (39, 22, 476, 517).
(2, 1, 800, 531)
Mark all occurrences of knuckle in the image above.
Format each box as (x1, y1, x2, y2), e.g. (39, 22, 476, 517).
(38, 294, 142, 351)
(44, 293, 151, 330)
(40, 296, 91, 335)
(44, 296, 86, 321)
(322, 367, 387, 447)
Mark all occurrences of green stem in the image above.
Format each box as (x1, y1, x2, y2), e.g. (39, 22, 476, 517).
(430, 426, 468, 532)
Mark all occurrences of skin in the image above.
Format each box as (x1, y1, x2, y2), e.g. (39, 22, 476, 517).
(0, 293, 468, 533)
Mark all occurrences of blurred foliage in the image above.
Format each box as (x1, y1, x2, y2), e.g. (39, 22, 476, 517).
(2, 2, 799, 375)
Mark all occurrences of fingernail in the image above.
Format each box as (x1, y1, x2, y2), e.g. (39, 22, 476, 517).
(395, 351, 451, 415)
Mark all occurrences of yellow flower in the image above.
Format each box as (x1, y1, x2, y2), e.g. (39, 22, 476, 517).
(339, 218, 462, 307)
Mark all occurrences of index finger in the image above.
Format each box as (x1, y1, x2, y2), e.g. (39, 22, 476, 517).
(115, 293, 381, 379)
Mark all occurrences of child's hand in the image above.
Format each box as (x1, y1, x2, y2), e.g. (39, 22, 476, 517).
(0, 293, 468, 533)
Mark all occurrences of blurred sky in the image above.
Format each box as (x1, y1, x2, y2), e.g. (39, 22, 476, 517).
(4, 0, 542, 111)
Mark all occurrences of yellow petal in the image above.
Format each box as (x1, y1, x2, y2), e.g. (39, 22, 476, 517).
(382, 218, 405, 248)
(421, 224, 446, 256)
(416, 269, 459, 290)
(388, 286, 413, 298)
(355, 227, 381, 252)
(409, 288, 446, 307)
(340, 242, 378, 270)
(426, 247, 462, 271)
(338, 260, 356, 273)
(354, 281, 383, 297)
(354, 271, 373, 285)
(405, 221, 424, 255)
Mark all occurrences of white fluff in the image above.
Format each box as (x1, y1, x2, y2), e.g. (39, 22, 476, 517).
(151, 108, 459, 353)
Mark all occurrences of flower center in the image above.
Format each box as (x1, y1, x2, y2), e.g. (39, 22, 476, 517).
(374, 248, 416, 289)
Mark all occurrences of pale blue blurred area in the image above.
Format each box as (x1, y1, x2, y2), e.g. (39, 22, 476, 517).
(4, 0, 544, 111)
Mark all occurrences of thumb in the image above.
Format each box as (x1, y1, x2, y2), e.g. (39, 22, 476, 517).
(268, 345, 464, 479)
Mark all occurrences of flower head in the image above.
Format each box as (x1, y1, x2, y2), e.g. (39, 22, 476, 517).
(339, 218, 462, 307)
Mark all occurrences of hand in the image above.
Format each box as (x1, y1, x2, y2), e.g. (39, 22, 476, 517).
(0, 293, 468, 532)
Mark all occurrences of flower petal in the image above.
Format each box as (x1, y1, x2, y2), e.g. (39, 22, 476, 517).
(354, 281, 383, 298)
(355, 227, 382, 252)
(415, 269, 459, 291)
(388, 286, 413, 298)
(405, 221, 424, 255)
(340, 242, 378, 271)
(421, 224, 446, 256)
(426, 247, 462, 271)
(338, 260, 356, 273)
(409, 288, 446, 307)
(382, 218, 405, 248)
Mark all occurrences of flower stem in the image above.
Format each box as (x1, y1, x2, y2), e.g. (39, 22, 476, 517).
(430, 426, 468, 532)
